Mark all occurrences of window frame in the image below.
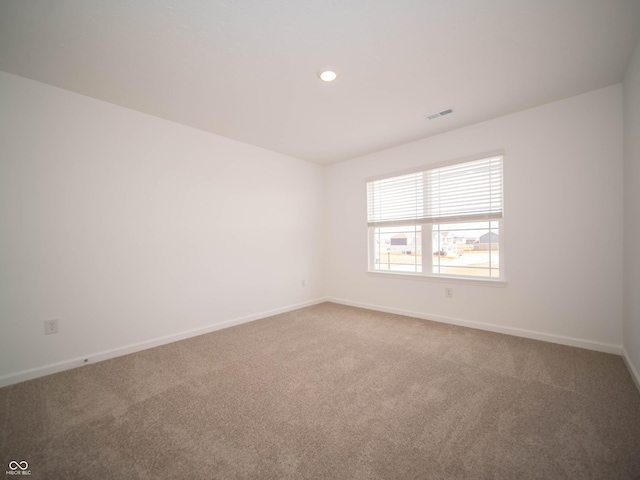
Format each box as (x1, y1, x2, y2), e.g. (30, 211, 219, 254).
(366, 150, 506, 284)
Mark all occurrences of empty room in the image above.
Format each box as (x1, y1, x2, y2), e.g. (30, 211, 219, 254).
(1, 0, 640, 478)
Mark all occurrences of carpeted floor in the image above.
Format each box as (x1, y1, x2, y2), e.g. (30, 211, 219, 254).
(1, 302, 640, 479)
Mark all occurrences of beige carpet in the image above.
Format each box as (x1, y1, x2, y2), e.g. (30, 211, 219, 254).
(1, 302, 639, 479)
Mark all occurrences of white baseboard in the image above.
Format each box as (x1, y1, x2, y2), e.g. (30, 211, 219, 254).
(0, 298, 326, 388)
(326, 297, 622, 355)
(622, 346, 640, 394)
(2, 297, 628, 389)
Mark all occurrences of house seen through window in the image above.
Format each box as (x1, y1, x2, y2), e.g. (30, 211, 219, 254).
(367, 153, 504, 280)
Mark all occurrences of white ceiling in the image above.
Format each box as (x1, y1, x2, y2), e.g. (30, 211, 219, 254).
(1, 0, 639, 165)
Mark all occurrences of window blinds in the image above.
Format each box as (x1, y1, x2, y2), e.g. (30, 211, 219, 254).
(367, 155, 503, 227)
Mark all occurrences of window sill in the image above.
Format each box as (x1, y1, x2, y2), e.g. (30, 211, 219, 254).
(366, 270, 507, 287)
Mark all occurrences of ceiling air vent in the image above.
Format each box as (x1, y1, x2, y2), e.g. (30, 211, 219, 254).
(425, 108, 454, 120)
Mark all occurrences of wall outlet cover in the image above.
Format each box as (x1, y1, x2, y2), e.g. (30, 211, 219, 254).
(44, 319, 59, 335)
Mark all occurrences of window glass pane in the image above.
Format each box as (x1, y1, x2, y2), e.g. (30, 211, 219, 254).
(373, 226, 422, 273)
(431, 221, 499, 278)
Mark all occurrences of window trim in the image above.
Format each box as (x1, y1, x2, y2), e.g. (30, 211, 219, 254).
(366, 269, 508, 287)
(366, 150, 506, 283)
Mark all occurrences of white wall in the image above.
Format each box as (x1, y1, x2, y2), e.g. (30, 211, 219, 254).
(0, 71, 325, 383)
(623, 38, 640, 385)
(326, 85, 624, 351)
(0, 68, 631, 386)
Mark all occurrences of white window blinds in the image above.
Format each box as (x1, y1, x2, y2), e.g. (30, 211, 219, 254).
(367, 155, 503, 227)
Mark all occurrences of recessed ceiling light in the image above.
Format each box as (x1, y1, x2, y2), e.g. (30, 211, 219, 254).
(318, 69, 338, 82)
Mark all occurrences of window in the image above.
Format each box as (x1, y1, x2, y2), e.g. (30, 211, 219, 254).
(367, 152, 504, 280)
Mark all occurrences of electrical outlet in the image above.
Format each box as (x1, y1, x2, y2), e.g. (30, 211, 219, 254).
(44, 319, 59, 335)
(301, 279, 307, 288)
(445, 287, 453, 298)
